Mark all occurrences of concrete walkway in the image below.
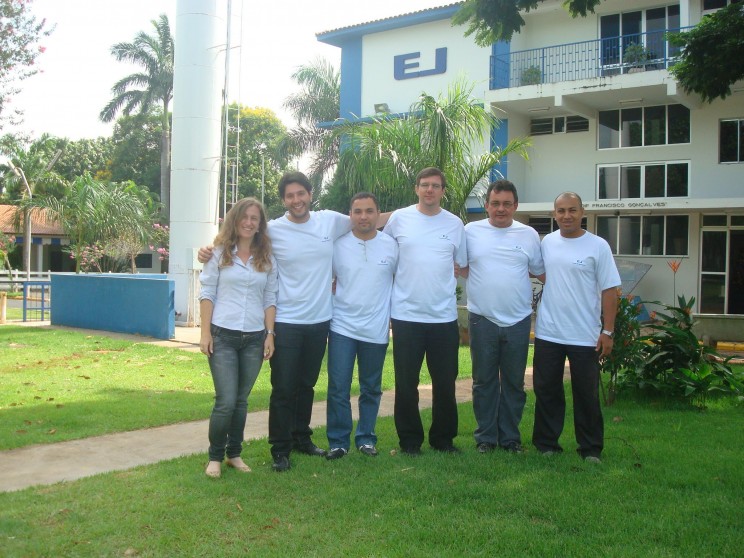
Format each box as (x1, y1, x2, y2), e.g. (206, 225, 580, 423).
(2, 323, 538, 493)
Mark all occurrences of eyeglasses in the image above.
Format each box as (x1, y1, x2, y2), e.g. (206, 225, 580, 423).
(488, 201, 514, 209)
(418, 182, 442, 190)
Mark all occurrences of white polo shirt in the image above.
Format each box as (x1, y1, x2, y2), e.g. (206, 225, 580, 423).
(331, 231, 399, 344)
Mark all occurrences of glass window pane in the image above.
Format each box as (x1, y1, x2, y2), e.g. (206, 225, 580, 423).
(528, 217, 553, 235)
(739, 120, 744, 162)
(667, 6, 681, 58)
(645, 165, 665, 197)
(554, 117, 565, 133)
(668, 104, 690, 144)
(642, 216, 664, 255)
(600, 15, 620, 65)
(599, 110, 619, 148)
(667, 163, 689, 197)
(620, 166, 641, 198)
(621, 108, 642, 147)
(530, 118, 553, 135)
(700, 275, 726, 314)
(702, 230, 727, 272)
(644, 105, 666, 145)
(703, 0, 727, 9)
(666, 216, 689, 255)
(598, 167, 619, 199)
(618, 216, 641, 255)
(703, 215, 727, 226)
(645, 9, 666, 62)
(597, 216, 618, 253)
(719, 120, 738, 162)
(732, 216, 744, 226)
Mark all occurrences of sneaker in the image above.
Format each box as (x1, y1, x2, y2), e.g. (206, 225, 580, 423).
(584, 456, 602, 464)
(476, 442, 497, 454)
(293, 442, 326, 457)
(358, 444, 378, 457)
(272, 455, 290, 472)
(401, 446, 421, 456)
(326, 448, 348, 460)
(433, 444, 461, 454)
(501, 443, 524, 454)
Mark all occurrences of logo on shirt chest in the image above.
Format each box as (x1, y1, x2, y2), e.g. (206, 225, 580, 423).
(321, 235, 331, 243)
(377, 258, 391, 266)
(439, 234, 452, 241)
(573, 259, 586, 267)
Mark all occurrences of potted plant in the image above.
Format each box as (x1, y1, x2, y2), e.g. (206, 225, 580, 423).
(623, 43, 652, 72)
(521, 65, 542, 85)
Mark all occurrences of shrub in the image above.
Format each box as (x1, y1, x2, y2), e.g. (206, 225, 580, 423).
(616, 295, 743, 407)
(601, 292, 645, 405)
(521, 65, 542, 85)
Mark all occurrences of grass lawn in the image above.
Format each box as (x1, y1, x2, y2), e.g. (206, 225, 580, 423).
(0, 326, 480, 450)
(0, 393, 742, 557)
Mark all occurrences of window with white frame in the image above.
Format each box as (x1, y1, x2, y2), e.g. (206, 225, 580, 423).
(597, 161, 689, 199)
(598, 104, 690, 149)
(720, 118, 744, 163)
(596, 215, 689, 255)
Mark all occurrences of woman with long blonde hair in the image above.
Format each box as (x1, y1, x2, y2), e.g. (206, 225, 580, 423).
(199, 197, 277, 478)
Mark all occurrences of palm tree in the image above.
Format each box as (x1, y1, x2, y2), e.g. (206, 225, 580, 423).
(334, 80, 531, 221)
(99, 14, 173, 216)
(280, 57, 340, 189)
(2, 134, 65, 277)
(21, 174, 154, 273)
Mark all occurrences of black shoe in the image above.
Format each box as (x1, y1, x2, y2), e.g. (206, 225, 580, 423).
(401, 446, 421, 456)
(358, 444, 378, 457)
(476, 442, 497, 454)
(501, 443, 524, 454)
(272, 455, 290, 472)
(326, 448, 347, 460)
(294, 442, 327, 457)
(433, 444, 461, 454)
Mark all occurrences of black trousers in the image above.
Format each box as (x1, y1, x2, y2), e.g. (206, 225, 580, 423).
(268, 320, 330, 457)
(532, 338, 604, 458)
(391, 319, 459, 450)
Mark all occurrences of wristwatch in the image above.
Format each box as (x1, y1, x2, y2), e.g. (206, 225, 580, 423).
(266, 329, 276, 336)
(601, 329, 614, 338)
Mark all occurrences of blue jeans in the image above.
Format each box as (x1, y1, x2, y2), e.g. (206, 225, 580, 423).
(326, 330, 387, 451)
(469, 313, 531, 448)
(207, 325, 265, 461)
(268, 321, 330, 457)
(532, 338, 604, 458)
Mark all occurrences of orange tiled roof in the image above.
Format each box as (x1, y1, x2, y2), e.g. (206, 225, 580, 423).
(0, 204, 65, 236)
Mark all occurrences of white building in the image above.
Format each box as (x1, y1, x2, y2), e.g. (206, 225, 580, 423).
(318, 0, 744, 320)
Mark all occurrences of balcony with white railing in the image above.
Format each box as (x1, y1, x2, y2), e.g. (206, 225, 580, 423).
(490, 28, 689, 90)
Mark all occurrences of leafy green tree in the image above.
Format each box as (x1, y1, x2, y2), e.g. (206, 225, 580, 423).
(280, 57, 340, 188)
(668, 4, 744, 103)
(0, 0, 52, 125)
(334, 80, 530, 222)
(223, 104, 290, 219)
(108, 112, 162, 200)
(452, 0, 601, 45)
(99, 14, 173, 216)
(0, 134, 66, 200)
(48, 137, 115, 183)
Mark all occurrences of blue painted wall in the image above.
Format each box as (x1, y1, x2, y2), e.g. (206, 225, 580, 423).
(490, 119, 509, 182)
(340, 37, 363, 119)
(51, 273, 175, 340)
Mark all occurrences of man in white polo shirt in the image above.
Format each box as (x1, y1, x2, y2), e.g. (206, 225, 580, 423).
(533, 191, 620, 463)
(325, 192, 398, 460)
(462, 180, 544, 454)
(383, 167, 467, 455)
